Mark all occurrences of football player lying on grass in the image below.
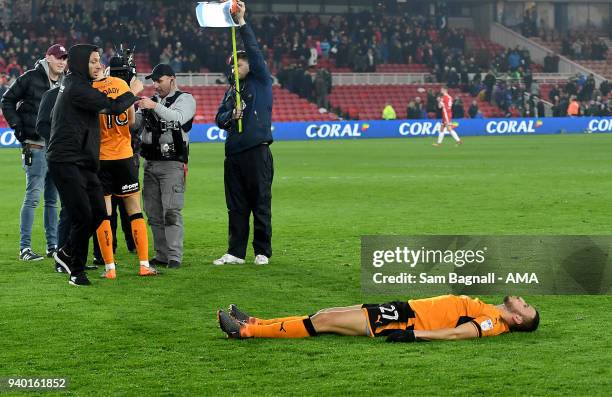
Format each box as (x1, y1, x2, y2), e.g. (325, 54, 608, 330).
(217, 294, 539, 342)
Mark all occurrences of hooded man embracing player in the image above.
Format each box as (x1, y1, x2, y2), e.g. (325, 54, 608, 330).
(47, 44, 144, 286)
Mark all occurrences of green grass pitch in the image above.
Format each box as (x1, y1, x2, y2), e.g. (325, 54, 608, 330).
(1, 135, 611, 396)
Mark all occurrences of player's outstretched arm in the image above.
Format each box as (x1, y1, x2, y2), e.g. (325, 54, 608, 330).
(415, 322, 479, 341)
(387, 322, 479, 343)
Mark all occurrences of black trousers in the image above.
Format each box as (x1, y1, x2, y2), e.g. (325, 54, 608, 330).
(224, 144, 273, 259)
(48, 162, 107, 275)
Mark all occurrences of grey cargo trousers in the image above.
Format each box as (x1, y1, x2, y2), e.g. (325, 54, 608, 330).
(143, 160, 186, 263)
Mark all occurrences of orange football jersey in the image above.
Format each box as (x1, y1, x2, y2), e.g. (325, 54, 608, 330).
(92, 76, 133, 160)
(409, 295, 509, 337)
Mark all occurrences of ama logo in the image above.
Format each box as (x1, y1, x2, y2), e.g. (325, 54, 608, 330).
(360, 123, 370, 133)
(486, 119, 543, 134)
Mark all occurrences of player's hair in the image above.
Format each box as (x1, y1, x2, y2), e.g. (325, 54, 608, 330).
(511, 309, 540, 332)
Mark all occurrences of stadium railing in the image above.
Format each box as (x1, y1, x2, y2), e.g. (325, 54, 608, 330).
(140, 72, 431, 87)
(331, 73, 428, 86)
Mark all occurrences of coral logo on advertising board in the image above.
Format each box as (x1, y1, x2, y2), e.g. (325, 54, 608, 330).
(305, 123, 367, 138)
(398, 121, 442, 136)
(486, 120, 543, 134)
(587, 119, 612, 132)
(206, 126, 228, 141)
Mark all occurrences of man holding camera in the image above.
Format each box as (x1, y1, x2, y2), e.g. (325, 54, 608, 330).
(213, 1, 274, 266)
(1, 44, 67, 261)
(134, 64, 196, 269)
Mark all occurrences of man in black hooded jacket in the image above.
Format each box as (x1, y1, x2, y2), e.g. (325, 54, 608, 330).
(47, 44, 143, 286)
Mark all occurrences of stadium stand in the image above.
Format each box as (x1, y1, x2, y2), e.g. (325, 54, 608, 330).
(0, 1, 609, 127)
(0, 84, 337, 128)
(146, 85, 339, 124)
(529, 35, 611, 79)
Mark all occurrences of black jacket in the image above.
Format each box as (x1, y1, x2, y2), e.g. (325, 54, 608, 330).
(46, 44, 139, 171)
(468, 104, 479, 118)
(215, 23, 273, 156)
(1, 60, 56, 142)
(36, 86, 60, 143)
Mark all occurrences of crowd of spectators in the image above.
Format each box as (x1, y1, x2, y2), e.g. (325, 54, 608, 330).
(560, 32, 608, 61)
(405, 69, 609, 120)
(515, 10, 608, 61)
(482, 73, 610, 118)
(1, 0, 610, 121)
(0, 1, 231, 77)
(432, 46, 539, 90)
(276, 66, 332, 109)
(545, 76, 610, 117)
(0, 0, 537, 81)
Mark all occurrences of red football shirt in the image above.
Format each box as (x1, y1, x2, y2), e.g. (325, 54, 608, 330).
(440, 93, 453, 123)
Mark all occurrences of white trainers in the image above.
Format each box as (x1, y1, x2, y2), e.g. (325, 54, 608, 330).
(254, 255, 269, 265)
(213, 253, 245, 266)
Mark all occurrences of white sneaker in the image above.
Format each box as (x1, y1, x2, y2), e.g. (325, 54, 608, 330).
(254, 255, 269, 265)
(213, 253, 245, 266)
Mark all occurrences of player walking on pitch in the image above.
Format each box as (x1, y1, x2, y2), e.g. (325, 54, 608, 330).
(434, 87, 462, 147)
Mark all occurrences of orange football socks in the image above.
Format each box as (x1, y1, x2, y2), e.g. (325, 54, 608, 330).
(130, 213, 149, 264)
(251, 316, 308, 325)
(242, 317, 318, 338)
(96, 218, 115, 269)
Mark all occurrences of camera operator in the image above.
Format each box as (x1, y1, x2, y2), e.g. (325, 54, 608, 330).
(133, 64, 196, 269)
